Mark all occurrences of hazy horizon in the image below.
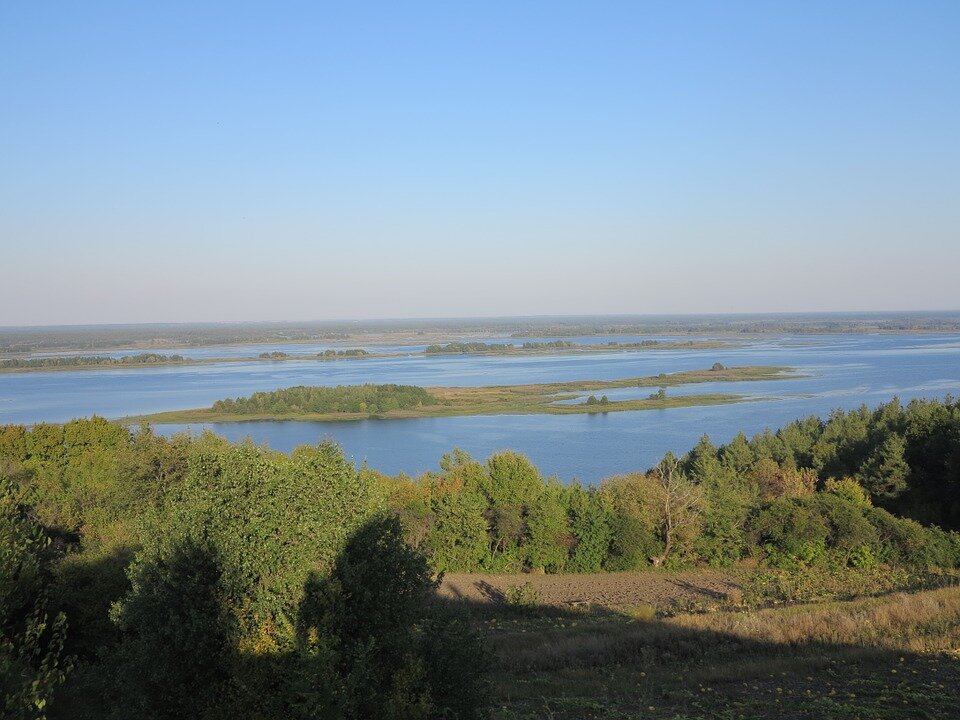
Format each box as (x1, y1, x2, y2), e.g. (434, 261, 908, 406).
(3, 2, 959, 325)
(3, 309, 960, 333)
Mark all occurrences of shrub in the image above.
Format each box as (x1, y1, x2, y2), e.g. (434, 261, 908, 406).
(749, 498, 829, 568)
(505, 582, 541, 609)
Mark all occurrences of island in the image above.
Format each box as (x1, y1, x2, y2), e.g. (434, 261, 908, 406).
(127, 365, 795, 423)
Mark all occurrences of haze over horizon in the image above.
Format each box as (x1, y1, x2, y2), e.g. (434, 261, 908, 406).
(3, 1, 959, 325)
(4, 309, 960, 333)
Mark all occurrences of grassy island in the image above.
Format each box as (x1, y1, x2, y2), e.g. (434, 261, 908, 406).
(0, 353, 188, 372)
(129, 365, 795, 423)
(424, 338, 742, 354)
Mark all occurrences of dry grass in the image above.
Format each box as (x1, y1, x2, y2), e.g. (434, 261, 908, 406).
(494, 587, 960, 672)
(677, 587, 960, 653)
(479, 585, 960, 719)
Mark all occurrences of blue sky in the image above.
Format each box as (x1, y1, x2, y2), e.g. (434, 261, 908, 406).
(1, 1, 958, 325)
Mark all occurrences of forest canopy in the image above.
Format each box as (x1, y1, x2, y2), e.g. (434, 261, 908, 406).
(211, 383, 437, 416)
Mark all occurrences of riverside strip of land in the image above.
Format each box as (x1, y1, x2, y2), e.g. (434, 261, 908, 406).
(0, 339, 748, 373)
(129, 365, 795, 423)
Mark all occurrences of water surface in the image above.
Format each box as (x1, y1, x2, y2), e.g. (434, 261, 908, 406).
(2, 334, 959, 482)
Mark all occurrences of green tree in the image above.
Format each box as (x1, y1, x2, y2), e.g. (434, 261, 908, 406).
(426, 487, 489, 573)
(525, 483, 572, 572)
(109, 539, 235, 720)
(294, 515, 489, 720)
(857, 433, 910, 500)
(566, 484, 612, 572)
(1, 478, 70, 720)
(600, 474, 660, 570)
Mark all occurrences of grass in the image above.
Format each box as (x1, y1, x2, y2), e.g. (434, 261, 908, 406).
(468, 584, 960, 719)
(129, 365, 796, 423)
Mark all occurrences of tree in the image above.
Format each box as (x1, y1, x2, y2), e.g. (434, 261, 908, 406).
(566, 484, 612, 572)
(683, 435, 750, 564)
(294, 515, 490, 720)
(649, 456, 702, 567)
(426, 487, 489, 573)
(481, 452, 543, 570)
(109, 539, 235, 720)
(1, 478, 70, 720)
(600, 474, 660, 570)
(719, 432, 754, 475)
(751, 458, 816, 501)
(525, 484, 572, 572)
(858, 433, 910, 500)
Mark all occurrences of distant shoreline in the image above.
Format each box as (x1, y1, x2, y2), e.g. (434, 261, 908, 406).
(2, 312, 959, 356)
(0, 339, 750, 373)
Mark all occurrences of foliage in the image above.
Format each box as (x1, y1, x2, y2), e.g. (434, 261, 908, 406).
(425, 342, 514, 354)
(504, 582, 541, 609)
(1, 478, 70, 720)
(0, 354, 184, 370)
(211, 383, 437, 416)
(3, 397, 960, 717)
(107, 539, 235, 720)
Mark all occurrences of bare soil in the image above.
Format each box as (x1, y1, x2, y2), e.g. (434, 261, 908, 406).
(439, 569, 742, 611)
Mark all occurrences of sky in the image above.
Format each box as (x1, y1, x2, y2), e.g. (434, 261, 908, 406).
(1, 1, 959, 326)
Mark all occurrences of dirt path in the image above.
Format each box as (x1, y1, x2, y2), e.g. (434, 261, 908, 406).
(440, 569, 742, 611)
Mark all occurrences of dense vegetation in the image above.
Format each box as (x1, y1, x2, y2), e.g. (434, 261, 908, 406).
(0, 422, 486, 719)
(211, 384, 437, 416)
(1, 394, 959, 717)
(0, 354, 185, 370)
(380, 398, 960, 574)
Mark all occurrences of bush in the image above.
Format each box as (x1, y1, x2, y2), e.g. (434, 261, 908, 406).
(505, 582, 541, 609)
(749, 498, 829, 568)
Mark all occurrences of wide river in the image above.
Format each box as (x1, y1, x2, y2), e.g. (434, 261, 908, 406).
(2, 334, 960, 482)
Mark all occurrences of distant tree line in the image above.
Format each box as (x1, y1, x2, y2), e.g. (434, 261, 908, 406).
(423, 340, 726, 355)
(426, 340, 582, 354)
(318, 348, 369, 358)
(425, 342, 516, 354)
(257, 349, 369, 360)
(0, 353, 185, 369)
(211, 384, 437, 416)
(519, 340, 577, 350)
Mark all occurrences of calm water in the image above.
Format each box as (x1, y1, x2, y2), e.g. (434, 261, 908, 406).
(3, 334, 959, 482)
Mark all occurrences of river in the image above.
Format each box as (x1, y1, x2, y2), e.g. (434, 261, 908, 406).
(2, 333, 959, 482)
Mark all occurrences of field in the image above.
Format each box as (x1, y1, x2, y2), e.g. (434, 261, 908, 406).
(443, 570, 960, 719)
